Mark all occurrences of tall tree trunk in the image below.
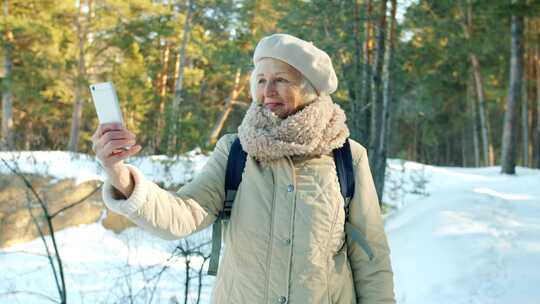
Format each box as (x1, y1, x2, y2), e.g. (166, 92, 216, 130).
(460, 0, 493, 166)
(24, 120, 32, 150)
(446, 138, 451, 164)
(153, 41, 171, 152)
(359, 0, 373, 145)
(68, 0, 91, 152)
(526, 21, 535, 167)
(372, 0, 396, 202)
(369, 0, 388, 202)
(501, 0, 524, 174)
(471, 54, 493, 166)
(207, 69, 247, 146)
(172, 49, 181, 94)
(462, 129, 468, 166)
(468, 5, 492, 166)
(535, 29, 540, 168)
(469, 71, 480, 167)
(350, 0, 364, 142)
(167, 0, 194, 156)
(1, 0, 14, 151)
(369, 0, 387, 157)
(522, 45, 529, 167)
(383, 0, 397, 157)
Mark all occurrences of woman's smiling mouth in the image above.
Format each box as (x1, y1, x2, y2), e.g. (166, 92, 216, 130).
(264, 101, 283, 110)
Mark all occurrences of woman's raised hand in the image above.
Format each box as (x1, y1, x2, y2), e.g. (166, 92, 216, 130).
(92, 123, 142, 197)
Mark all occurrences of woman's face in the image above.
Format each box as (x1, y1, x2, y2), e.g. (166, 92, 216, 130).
(254, 58, 305, 118)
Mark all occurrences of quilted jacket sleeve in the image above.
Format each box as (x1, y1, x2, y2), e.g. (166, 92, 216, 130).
(346, 142, 396, 304)
(101, 134, 235, 240)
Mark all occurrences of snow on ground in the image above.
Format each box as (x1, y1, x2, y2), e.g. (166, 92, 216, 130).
(1, 152, 539, 303)
(0, 149, 208, 187)
(386, 162, 540, 304)
(0, 223, 214, 304)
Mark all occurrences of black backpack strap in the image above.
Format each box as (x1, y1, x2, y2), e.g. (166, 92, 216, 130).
(223, 137, 247, 218)
(333, 139, 355, 210)
(333, 139, 374, 260)
(208, 136, 247, 275)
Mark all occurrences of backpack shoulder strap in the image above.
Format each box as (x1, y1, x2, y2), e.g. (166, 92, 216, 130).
(208, 136, 247, 275)
(333, 139, 374, 261)
(223, 137, 248, 216)
(333, 138, 355, 208)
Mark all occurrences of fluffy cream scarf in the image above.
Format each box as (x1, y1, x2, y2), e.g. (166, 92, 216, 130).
(237, 94, 350, 163)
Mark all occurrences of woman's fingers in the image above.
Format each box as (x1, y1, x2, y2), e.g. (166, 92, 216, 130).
(95, 129, 135, 153)
(100, 130, 134, 145)
(103, 138, 136, 155)
(92, 123, 140, 168)
(92, 123, 121, 151)
(111, 144, 142, 160)
(99, 123, 123, 136)
(95, 123, 128, 146)
(105, 144, 142, 166)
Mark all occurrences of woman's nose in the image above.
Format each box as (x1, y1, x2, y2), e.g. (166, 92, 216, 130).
(264, 81, 276, 97)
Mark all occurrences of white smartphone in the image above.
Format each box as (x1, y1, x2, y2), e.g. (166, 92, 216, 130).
(90, 82, 130, 151)
(89, 82, 124, 125)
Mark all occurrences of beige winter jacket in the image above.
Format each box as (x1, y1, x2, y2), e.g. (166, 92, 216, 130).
(102, 135, 395, 304)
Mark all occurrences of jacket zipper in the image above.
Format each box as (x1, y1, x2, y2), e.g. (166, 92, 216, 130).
(263, 166, 277, 304)
(285, 157, 297, 303)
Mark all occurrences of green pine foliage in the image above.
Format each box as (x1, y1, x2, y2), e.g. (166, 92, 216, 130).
(1, 0, 539, 168)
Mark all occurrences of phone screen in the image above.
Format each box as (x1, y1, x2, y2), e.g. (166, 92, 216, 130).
(90, 82, 123, 125)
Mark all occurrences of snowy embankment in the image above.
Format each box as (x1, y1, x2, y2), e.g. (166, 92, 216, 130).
(1, 151, 539, 304)
(386, 161, 540, 304)
(0, 150, 207, 187)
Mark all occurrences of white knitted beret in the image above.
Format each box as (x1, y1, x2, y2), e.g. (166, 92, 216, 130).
(253, 33, 338, 94)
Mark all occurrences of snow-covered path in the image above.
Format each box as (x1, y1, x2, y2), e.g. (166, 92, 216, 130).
(387, 165, 540, 304)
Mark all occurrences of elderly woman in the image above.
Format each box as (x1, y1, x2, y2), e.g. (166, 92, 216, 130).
(93, 33, 395, 304)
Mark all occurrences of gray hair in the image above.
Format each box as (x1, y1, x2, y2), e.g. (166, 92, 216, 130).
(249, 64, 319, 104)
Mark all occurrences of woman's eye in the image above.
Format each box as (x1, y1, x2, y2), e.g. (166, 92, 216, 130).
(258, 79, 266, 84)
(276, 78, 288, 83)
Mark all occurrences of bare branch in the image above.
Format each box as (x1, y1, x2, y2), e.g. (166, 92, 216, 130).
(0, 290, 60, 303)
(50, 183, 103, 219)
(25, 190, 63, 297)
(0, 157, 67, 303)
